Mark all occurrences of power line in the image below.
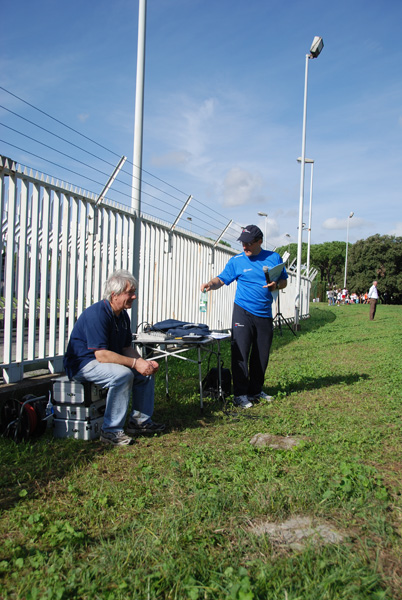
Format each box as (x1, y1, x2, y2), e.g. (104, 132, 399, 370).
(0, 85, 118, 157)
(0, 85, 242, 241)
(0, 86, 234, 225)
(0, 105, 189, 208)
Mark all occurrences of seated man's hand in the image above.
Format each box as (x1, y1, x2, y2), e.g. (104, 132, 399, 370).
(136, 357, 159, 376)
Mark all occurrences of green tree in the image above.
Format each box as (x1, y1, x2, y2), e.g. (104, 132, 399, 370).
(276, 241, 345, 300)
(274, 242, 304, 267)
(347, 234, 402, 303)
(309, 241, 346, 287)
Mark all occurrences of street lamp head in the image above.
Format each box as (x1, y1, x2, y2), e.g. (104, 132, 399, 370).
(349, 212, 354, 218)
(257, 211, 268, 217)
(297, 157, 314, 164)
(309, 36, 324, 58)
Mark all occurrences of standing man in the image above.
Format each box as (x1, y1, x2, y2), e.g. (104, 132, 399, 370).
(368, 280, 379, 320)
(201, 225, 288, 409)
(64, 270, 165, 446)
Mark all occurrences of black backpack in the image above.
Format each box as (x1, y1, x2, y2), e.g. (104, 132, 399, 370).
(202, 354, 232, 399)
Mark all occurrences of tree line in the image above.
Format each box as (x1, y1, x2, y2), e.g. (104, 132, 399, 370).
(276, 234, 402, 304)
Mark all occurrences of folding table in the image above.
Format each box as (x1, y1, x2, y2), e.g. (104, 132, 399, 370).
(133, 332, 230, 410)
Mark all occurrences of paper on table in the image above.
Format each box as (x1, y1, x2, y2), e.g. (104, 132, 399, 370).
(209, 331, 231, 339)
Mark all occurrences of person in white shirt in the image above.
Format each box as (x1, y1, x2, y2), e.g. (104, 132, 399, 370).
(368, 281, 379, 320)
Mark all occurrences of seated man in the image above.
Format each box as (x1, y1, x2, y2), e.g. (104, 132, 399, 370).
(63, 270, 165, 446)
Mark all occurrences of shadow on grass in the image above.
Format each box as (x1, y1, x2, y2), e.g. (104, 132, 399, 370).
(152, 307, 342, 426)
(0, 396, 228, 511)
(272, 305, 337, 349)
(0, 435, 114, 510)
(273, 372, 370, 395)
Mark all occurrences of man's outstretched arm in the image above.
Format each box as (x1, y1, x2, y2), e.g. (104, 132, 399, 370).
(200, 277, 224, 292)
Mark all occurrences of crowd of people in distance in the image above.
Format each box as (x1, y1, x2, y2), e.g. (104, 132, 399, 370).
(327, 288, 369, 305)
(327, 284, 390, 307)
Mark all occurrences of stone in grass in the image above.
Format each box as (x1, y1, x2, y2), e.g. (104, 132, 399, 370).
(249, 516, 345, 551)
(249, 433, 305, 450)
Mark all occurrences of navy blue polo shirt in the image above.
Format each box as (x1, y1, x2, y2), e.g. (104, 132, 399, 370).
(63, 300, 132, 379)
(218, 249, 288, 318)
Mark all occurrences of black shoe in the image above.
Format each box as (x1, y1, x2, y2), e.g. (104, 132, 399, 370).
(126, 420, 166, 435)
(100, 430, 134, 446)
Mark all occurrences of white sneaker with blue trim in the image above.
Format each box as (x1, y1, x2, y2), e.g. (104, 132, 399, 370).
(233, 395, 253, 409)
(250, 391, 274, 403)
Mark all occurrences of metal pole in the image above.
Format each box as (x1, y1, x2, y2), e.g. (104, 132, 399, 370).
(132, 0, 147, 215)
(131, 0, 147, 331)
(295, 53, 309, 330)
(213, 220, 233, 248)
(306, 161, 314, 276)
(169, 195, 193, 233)
(257, 211, 268, 249)
(95, 156, 127, 206)
(344, 213, 353, 288)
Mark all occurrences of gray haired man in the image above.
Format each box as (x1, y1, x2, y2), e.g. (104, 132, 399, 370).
(64, 270, 165, 445)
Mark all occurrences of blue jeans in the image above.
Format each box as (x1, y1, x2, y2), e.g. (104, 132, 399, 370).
(73, 361, 155, 433)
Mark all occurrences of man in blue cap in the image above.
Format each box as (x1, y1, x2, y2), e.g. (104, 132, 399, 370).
(201, 225, 288, 408)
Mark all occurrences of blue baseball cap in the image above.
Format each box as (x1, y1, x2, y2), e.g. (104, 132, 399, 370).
(237, 225, 263, 243)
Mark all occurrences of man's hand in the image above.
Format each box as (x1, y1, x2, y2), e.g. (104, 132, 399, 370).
(95, 348, 159, 376)
(263, 281, 278, 290)
(263, 280, 287, 291)
(201, 277, 223, 292)
(135, 357, 159, 376)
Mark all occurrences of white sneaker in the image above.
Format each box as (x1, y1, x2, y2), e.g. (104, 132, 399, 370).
(233, 395, 253, 409)
(251, 391, 274, 403)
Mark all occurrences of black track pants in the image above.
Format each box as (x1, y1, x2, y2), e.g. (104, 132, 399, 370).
(231, 303, 273, 397)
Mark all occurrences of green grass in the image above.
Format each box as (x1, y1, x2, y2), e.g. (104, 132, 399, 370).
(1, 303, 402, 599)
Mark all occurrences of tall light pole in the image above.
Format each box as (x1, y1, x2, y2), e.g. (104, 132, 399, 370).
(344, 212, 354, 289)
(297, 157, 314, 277)
(295, 36, 323, 331)
(131, 0, 147, 331)
(257, 211, 268, 248)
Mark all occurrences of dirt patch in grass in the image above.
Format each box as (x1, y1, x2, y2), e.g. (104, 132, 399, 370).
(248, 515, 345, 551)
(249, 434, 307, 449)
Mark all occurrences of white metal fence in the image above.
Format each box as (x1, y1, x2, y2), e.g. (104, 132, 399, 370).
(0, 157, 310, 383)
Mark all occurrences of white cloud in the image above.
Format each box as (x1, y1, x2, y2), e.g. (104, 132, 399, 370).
(151, 150, 192, 168)
(222, 167, 264, 207)
(389, 222, 402, 236)
(322, 217, 366, 231)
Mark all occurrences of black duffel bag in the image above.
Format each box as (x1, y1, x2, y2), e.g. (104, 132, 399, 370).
(202, 355, 231, 399)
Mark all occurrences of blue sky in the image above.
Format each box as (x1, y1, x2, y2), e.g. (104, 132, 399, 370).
(1, 0, 401, 248)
